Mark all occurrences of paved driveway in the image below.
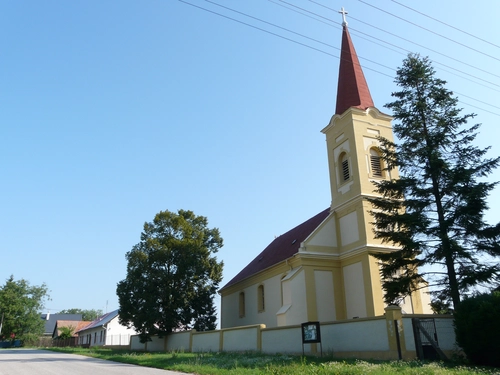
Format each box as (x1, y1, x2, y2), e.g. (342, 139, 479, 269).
(0, 348, 192, 375)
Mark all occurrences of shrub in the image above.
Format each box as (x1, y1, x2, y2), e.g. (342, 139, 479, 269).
(454, 291, 500, 367)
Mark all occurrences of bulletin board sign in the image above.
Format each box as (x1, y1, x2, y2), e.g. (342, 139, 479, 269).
(301, 321, 321, 344)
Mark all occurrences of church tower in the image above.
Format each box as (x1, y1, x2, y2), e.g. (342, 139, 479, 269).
(321, 10, 428, 318)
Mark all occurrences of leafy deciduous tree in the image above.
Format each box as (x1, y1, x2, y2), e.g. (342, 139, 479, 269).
(369, 54, 500, 310)
(57, 325, 76, 339)
(116, 209, 223, 343)
(0, 276, 50, 342)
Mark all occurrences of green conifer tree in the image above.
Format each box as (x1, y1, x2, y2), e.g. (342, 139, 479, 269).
(369, 54, 500, 310)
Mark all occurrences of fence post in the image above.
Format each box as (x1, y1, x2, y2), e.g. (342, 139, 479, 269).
(385, 305, 408, 360)
(189, 329, 196, 352)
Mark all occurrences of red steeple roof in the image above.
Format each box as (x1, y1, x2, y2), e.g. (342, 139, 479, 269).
(335, 25, 374, 115)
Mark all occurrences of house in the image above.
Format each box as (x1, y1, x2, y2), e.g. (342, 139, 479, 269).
(52, 320, 91, 339)
(219, 14, 431, 329)
(76, 309, 138, 347)
(40, 313, 82, 336)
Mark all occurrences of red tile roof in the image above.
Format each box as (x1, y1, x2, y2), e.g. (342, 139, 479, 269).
(220, 208, 330, 290)
(335, 25, 374, 115)
(53, 320, 92, 337)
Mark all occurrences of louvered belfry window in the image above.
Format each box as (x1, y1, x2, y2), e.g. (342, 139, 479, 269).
(340, 153, 350, 181)
(370, 149, 383, 177)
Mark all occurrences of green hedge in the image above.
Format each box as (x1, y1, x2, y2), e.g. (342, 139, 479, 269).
(454, 292, 500, 367)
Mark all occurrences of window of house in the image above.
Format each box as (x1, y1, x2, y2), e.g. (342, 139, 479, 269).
(258, 285, 265, 312)
(239, 292, 245, 318)
(370, 148, 383, 177)
(340, 152, 350, 182)
(94, 332, 97, 344)
(100, 330, 103, 342)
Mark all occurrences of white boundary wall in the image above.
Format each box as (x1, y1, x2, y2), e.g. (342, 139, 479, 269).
(321, 317, 389, 352)
(128, 312, 456, 360)
(192, 330, 220, 352)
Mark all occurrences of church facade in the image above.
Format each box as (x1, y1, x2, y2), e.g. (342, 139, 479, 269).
(219, 17, 431, 330)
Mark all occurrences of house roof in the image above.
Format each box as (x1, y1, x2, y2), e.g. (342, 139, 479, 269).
(75, 309, 119, 333)
(53, 320, 91, 338)
(220, 208, 330, 290)
(335, 25, 374, 115)
(40, 313, 82, 335)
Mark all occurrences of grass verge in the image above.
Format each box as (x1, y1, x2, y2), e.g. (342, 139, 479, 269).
(47, 348, 498, 375)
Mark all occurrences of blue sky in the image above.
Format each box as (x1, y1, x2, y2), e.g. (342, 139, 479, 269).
(1, 0, 499, 322)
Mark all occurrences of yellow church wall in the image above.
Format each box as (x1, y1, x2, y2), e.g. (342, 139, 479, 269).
(332, 200, 374, 256)
(293, 254, 345, 321)
(366, 254, 386, 316)
(336, 252, 387, 319)
(399, 284, 432, 314)
(220, 263, 290, 329)
(220, 246, 393, 329)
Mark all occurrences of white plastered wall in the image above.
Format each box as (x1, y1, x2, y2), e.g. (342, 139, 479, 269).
(315, 270, 336, 322)
(343, 262, 367, 319)
(305, 215, 337, 249)
(339, 211, 359, 246)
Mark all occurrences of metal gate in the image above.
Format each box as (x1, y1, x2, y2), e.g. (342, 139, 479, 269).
(412, 318, 447, 361)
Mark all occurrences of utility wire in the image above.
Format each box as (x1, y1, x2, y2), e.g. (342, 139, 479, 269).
(358, 0, 500, 62)
(287, 0, 500, 91)
(242, 0, 500, 99)
(268, 0, 333, 29)
(177, 0, 337, 60)
(270, 0, 403, 55)
(179, 0, 500, 115)
(179, 0, 394, 78)
(390, 0, 500, 50)
(204, 0, 394, 72)
(304, 0, 500, 80)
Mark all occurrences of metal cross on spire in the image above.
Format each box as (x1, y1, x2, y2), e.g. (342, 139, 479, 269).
(339, 7, 348, 26)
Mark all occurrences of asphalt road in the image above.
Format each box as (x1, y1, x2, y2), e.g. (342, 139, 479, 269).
(0, 348, 193, 375)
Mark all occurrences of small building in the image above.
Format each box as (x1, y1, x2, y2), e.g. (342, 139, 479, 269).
(40, 313, 82, 336)
(76, 309, 138, 347)
(52, 320, 91, 339)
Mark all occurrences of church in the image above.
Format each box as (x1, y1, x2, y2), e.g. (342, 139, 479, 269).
(219, 12, 432, 330)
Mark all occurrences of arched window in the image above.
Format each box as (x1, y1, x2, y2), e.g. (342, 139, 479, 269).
(258, 285, 265, 312)
(239, 292, 245, 318)
(370, 148, 383, 177)
(339, 152, 350, 182)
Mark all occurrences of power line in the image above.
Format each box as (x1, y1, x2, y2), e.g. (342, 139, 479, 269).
(204, 0, 394, 72)
(179, 0, 500, 116)
(292, 0, 500, 93)
(304, 0, 500, 80)
(358, 0, 500, 63)
(179, 0, 394, 78)
(390, 0, 500, 50)
(177, 0, 339, 60)
(268, 0, 333, 29)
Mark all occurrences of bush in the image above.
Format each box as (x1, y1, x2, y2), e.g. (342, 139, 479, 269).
(454, 291, 500, 367)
